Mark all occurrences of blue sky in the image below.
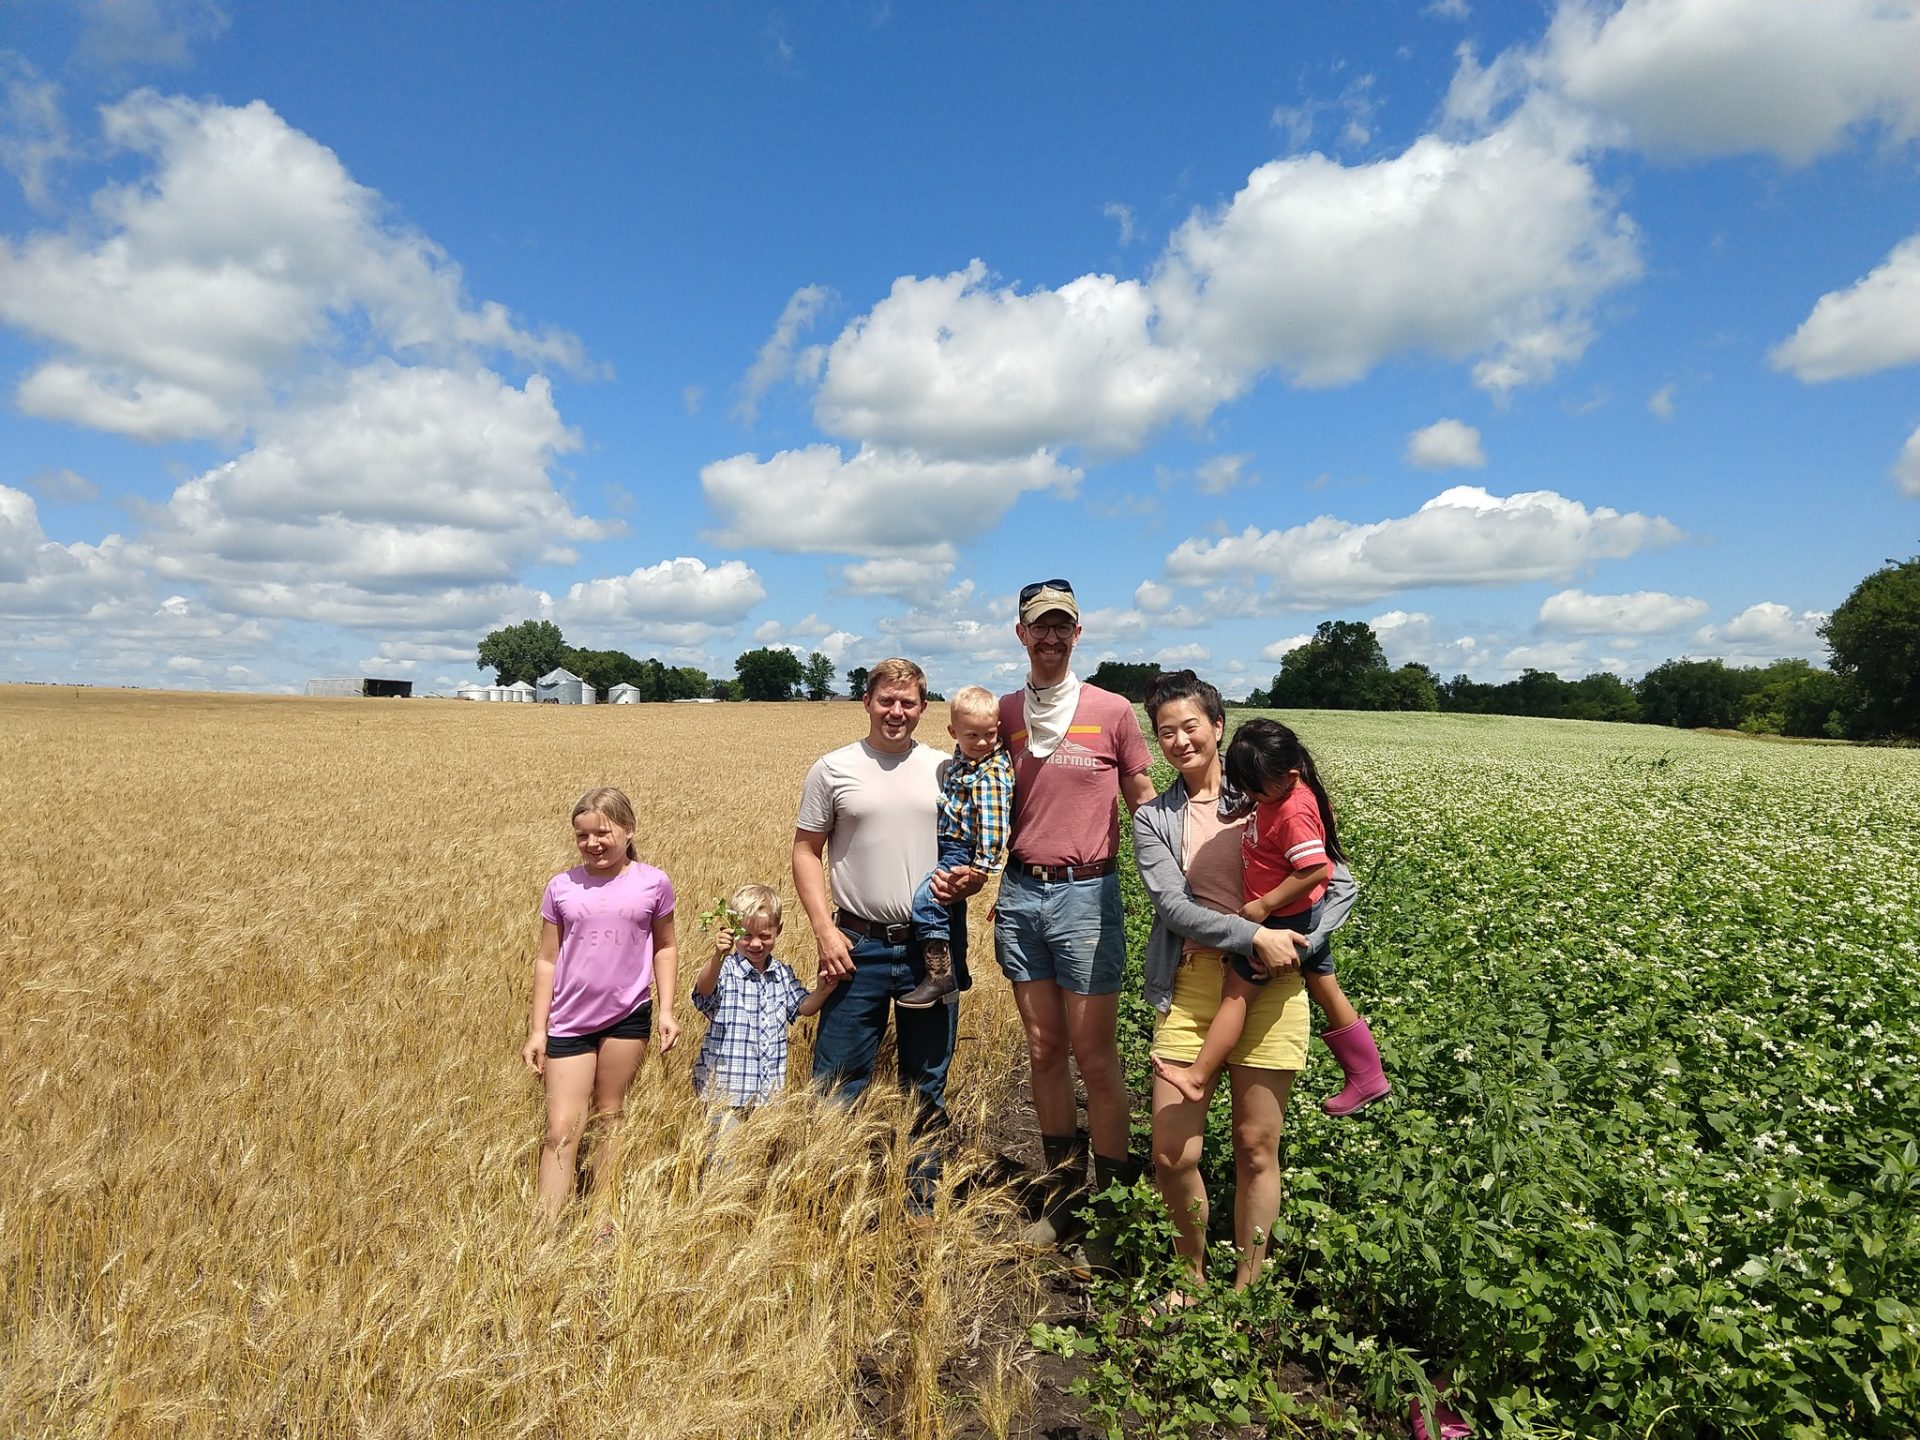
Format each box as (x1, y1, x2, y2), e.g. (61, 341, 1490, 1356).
(3, 0, 1917, 697)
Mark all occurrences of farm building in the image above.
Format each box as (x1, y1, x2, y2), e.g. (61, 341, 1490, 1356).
(305, 677, 413, 699)
(608, 682, 642, 704)
(536, 667, 596, 704)
(505, 680, 536, 702)
(455, 682, 486, 701)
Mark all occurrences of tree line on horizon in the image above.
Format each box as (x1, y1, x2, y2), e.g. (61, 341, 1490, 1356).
(1089, 556, 1920, 743)
(476, 620, 849, 703)
(475, 556, 1916, 739)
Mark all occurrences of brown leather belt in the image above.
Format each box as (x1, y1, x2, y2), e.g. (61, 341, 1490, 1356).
(1012, 857, 1117, 882)
(833, 909, 913, 945)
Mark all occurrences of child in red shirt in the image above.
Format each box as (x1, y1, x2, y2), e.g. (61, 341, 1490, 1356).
(1151, 719, 1390, 1115)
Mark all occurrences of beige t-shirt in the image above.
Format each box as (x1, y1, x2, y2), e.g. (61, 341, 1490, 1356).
(1181, 797, 1246, 954)
(795, 738, 945, 924)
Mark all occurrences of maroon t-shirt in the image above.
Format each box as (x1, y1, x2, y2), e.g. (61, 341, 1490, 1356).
(997, 684, 1153, 867)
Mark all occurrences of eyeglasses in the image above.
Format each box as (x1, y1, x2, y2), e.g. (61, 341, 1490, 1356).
(1024, 620, 1077, 637)
(1018, 577, 1074, 603)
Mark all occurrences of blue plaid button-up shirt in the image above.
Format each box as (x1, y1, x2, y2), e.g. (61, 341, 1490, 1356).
(691, 953, 810, 1106)
(939, 747, 1014, 872)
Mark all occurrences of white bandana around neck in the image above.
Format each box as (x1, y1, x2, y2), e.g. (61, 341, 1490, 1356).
(1023, 670, 1082, 760)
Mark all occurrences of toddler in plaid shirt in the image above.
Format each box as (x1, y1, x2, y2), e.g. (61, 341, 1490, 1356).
(900, 685, 1014, 1009)
(691, 883, 838, 1107)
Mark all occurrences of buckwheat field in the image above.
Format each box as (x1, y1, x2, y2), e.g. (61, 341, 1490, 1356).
(5, 690, 1918, 1439)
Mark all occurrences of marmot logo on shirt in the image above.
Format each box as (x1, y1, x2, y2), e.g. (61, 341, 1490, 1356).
(1043, 738, 1103, 770)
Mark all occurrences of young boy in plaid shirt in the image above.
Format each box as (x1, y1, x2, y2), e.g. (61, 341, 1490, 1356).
(900, 685, 1014, 1009)
(690, 883, 838, 1107)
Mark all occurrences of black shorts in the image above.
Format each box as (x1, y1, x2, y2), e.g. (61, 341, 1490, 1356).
(546, 999, 653, 1059)
(1230, 903, 1332, 984)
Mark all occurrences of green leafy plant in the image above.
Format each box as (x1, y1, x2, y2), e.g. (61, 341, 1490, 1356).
(1099, 712, 1920, 1439)
(696, 898, 742, 934)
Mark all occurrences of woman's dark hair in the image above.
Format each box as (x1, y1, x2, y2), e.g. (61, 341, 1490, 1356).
(1223, 719, 1345, 863)
(1143, 669, 1224, 727)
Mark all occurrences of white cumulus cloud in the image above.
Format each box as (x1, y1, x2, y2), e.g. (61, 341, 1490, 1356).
(1537, 0, 1920, 164)
(0, 92, 593, 442)
(838, 556, 957, 602)
(1692, 602, 1830, 661)
(145, 364, 605, 624)
(1539, 587, 1709, 634)
(701, 444, 1081, 559)
(1152, 107, 1640, 398)
(1897, 424, 1920, 497)
(813, 261, 1231, 459)
(22, 467, 99, 502)
(801, 107, 1638, 463)
(1164, 485, 1683, 604)
(1259, 632, 1316, 662)
(1370, 608, 1493, 674)
(555, 557, 765, 628)
(1405, 419, 1486, 469)
(1771, 232, 1920, 382)
(735, 284, 830, 424)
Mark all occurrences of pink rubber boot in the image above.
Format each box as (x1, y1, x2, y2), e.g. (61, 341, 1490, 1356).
(1320, 1017, 1391, 1115)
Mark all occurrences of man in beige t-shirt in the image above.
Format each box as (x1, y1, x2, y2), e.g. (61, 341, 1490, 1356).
(793, 659, 960, 1156)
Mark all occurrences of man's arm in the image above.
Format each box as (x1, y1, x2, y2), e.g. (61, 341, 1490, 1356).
(792, 827, 854, 980)
(1120, 769, 1157, 815)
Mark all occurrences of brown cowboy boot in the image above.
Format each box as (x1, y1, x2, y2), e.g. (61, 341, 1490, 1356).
(899, 939, 957, 1009)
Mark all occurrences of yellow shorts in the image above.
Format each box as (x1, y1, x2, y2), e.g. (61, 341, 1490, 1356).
(1152, 950, 1310, 1073)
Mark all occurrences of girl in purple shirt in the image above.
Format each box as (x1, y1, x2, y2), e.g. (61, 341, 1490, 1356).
(522, 787, 679, 1218)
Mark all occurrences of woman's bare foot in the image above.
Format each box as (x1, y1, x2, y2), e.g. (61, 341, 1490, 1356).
(1151, 1053, 1212, 1103)
(1154, 1284, 1203, 1315)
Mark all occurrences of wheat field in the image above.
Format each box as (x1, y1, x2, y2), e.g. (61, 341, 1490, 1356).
(1, 687, 1042, 1439)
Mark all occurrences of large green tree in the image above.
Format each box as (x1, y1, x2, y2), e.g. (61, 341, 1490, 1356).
(1822, 556, 1920, 740)
(1636, 658, 1755, 729)
(563, 646, 644, 697)
(1268, 620, 1391, 709)
(844, 665, 871, 700)
(477, 619, 567, 685)
(802, 651, 837, 701)
(667, 666, 712, 701)
(1085, 660, 1161, 701)
(735, 646, 804, 701)
(1387, 662, 1440, 712)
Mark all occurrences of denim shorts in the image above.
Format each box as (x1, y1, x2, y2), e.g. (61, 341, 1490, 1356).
(993, 866, 1126, 995)
(1230, 902, 1332, 983)
(547, 998, 653, 1058)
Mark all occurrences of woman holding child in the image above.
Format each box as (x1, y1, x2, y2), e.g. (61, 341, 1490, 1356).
(1133, 671, 1357, 1291)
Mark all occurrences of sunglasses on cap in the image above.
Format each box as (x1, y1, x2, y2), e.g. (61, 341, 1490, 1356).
(1018, 578, 1075, 603)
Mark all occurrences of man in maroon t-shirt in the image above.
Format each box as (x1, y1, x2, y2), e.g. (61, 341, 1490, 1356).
(944, 578, 1154, 1252)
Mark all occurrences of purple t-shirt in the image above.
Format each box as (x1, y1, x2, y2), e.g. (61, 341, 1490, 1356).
(540, 862, 676, 1038)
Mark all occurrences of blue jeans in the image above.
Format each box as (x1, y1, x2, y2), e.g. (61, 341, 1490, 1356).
(810, 924, 965, 1121)
(909, 836, 974, 948)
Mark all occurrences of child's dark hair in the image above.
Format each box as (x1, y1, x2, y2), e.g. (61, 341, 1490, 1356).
(1223, 719, 1345, 863)
(1143, 669, 1224, 727)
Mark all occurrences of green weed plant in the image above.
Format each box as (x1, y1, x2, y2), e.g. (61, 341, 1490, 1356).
(1076, 713, 1919, 1438)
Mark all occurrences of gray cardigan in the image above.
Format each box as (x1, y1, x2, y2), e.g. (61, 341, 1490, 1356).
(1133, 776, 1359, 1013)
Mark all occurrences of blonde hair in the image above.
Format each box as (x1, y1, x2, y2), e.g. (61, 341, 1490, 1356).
(728, 883, 783, 930)
(865, 657, 926, 701)
(949, 684, 997, 720)
(570, 786, 638, 861)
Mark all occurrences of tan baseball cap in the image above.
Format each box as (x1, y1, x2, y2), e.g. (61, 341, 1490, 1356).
(1018, 579, 1079, 624)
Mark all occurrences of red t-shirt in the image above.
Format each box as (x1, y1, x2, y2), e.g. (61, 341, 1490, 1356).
(1241, 783, 1329, 916)
(998, 684, 1153, 867)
